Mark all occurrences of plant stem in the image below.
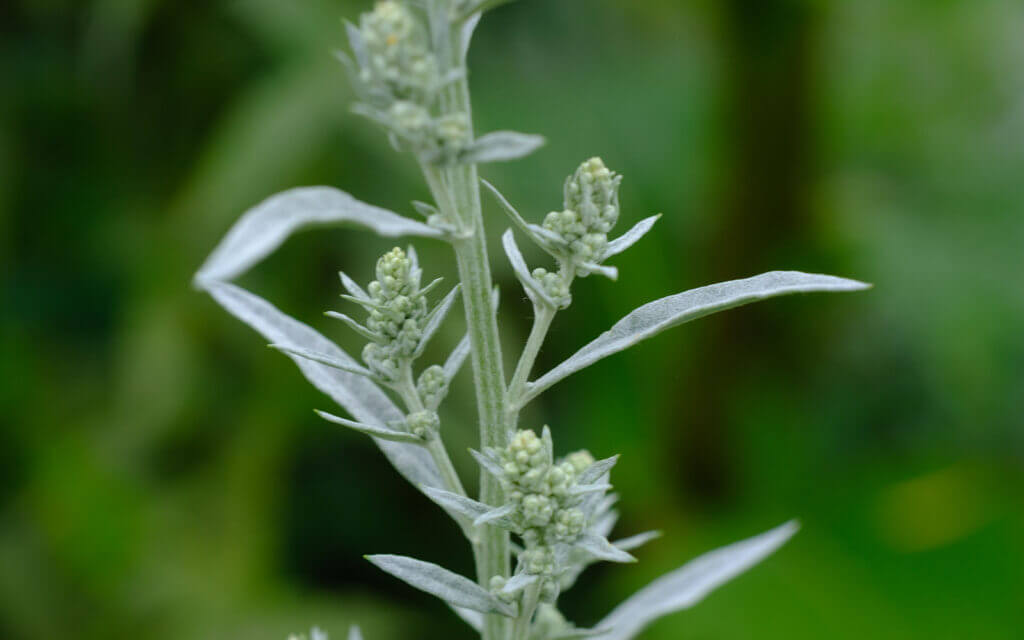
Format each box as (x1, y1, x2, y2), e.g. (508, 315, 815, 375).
(511, 580, 542, 640)
(507, 304, 555, 407)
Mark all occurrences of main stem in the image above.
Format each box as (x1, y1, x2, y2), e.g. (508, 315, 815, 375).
(436, 28, 510, 640)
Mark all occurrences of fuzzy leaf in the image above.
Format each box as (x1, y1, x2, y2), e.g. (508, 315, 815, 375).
(575, 533, 636, 564)
(523, 271, 870, 405)
(449, 605, 483, 632)
(200, 281, 443, 490)
(502, 229, 556, 308)
(415, 284, 462, 358)
(338, 270, 369, 301)
(270, 344, 376, 379)
(347, 626, 363, 640)
(422, 486, 492, 521)
(613, 530, 662, 552)
(366, 555, 515, 616)
(469, 448, 505, 479)
(592, 521, 799, 640)
(194, 186, 442, 283)
(324, 311, 383, 343)
(315, 410, 423, 443)
(577, 455, 619, 485)
(459, 11, 483, 61)
(502, 572, 539, 594)
(459, 131, 545, 165)
(551, 626, 614, 639)
(473, 503, 516, 528)
(601, 215, 660, 260)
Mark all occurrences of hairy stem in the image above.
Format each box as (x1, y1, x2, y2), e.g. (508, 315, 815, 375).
(511, 581, 542, 640)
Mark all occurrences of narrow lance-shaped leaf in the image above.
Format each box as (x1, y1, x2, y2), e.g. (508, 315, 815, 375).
(366, 555, 515, 616)
(459, 131, 545, 165)
(521, 271, 870, 406)
(315, 410, 423, 444)
(578, 455, 619, 485)
(502, 229, 556, 308)
(592, 521, 799, 640)
(613, 530, 662, 552)
(601, 214, 661, 260)
(194, 186, 443, 284)
(269, 343, 376, 379)
(200, 281, 443, 490)
(421, 486, 493, 522)
(415, 284, 462, 358)
(575, 533, 636, 564)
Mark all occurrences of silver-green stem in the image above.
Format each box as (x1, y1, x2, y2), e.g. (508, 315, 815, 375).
(425, 20, 510, 640)
(511, 581, 542, 640)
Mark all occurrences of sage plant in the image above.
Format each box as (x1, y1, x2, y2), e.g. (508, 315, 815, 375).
(194, 2, 869, 639)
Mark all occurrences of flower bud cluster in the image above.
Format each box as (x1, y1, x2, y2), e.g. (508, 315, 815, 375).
(357, 1, 437, 102)
(496, 429, 597, 577)
(348, 2, 471, 164)
(541, 157, 622, 274)
(359, 248, 429, 381)
(416, 365, 448, 410)
(530, 267, 571, 309)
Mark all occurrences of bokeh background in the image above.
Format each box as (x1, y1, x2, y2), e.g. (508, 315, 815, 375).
(2, 0, 1023, 638)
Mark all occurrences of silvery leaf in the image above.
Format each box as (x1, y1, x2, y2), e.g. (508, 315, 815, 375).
(501, 572, 538, 594)
(347, 626, 362, 640)
(592, 521, 799, 640)
(415, 284, 462, 358)
(459, 11, 482, 61)
(269, 343, 376, 379)
(324, 311, 383, 343)
(366, 555, 515, 616)
(568, 483, 612, 496)
(481, 179, 556, 254)
(412, 200, 439, 218)
(421, 486, 492, 521)
(315, 410, 423, 444)
(460, 131, 545, 165)
(344, 21, 367, 69)
(473, 503, 516, 528)
(194, 187, 443, 284)
(577, 455, 619, 485)
(577, 262, 618, 281)
(522, 271, 870, 405)
(200, 281, 443, 490)
(502, 229, 555, 308)
(469, 448, 504, 479)
(601, 215, 660, 260)
(575, 533, 636, 564)
(338, 270, 369, 301)
(613, 530, 662, 552)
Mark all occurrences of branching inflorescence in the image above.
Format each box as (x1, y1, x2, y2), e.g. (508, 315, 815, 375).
(194, 2, 870, 639)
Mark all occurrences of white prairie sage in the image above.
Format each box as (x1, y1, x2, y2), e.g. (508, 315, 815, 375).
(193, 1, 871, 638)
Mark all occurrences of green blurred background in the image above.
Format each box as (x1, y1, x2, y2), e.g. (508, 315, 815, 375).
(2, 0, 1023, 638)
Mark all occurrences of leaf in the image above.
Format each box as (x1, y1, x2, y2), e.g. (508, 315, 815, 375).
(269, 344, 376, 379)
(473, 503, 516, 528)
(459, 131, 545, 165)
(568, 483, 613, 496)
(415, 284, 462, 358)
(613, 530, 662, 552)
(601, 215, 660, 260)
(501, 572, 538, 594)
(347, 626, 363, 640)
(315, 410, 423, 444)
(522, 271, 871, 405)
(469, 448, 505, 479)
(481, 179, 552, 252)
(592, 521, 799, 640)
(412, 200, 439, 218)
(421, 486, 493, 521)
(194, 186, 443, 284)
(502, 229, 556, 308)
(366, 555, 515, 616)
(338, 270, 369, 301)
(550, 626, 614, 639)
(200, 281, 443, 490)
(577, 455, 619, 485)
(578, 262, 618, 281)
(324, 311, 383, 343)
(574, 534, 636, 564)
(459, 11, 482, 61)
